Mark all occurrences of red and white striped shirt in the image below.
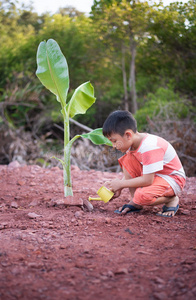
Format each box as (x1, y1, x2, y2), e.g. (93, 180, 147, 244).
(127, 134, 186, 195)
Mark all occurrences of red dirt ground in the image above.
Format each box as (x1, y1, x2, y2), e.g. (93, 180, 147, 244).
(0, 162, 196, 300)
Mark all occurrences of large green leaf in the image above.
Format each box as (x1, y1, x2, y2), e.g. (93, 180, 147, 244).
(36, 39, 69, 107)
(81, 128, 112, 146)
(67, 82, 96, 118)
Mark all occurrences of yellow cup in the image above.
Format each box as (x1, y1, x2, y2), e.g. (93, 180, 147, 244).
(89, 186, 114, 203)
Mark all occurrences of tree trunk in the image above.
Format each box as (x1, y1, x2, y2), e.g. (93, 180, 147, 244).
(121, 44, 129, 111)
(129, 36, 137, 114)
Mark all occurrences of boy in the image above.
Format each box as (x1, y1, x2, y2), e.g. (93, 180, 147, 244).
(103, 110, 186, 217)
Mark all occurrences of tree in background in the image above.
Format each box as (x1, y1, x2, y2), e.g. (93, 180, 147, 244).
(0, 0, 195, 158)
(139, 0, 196, 96)
(91, 0, 159, 113)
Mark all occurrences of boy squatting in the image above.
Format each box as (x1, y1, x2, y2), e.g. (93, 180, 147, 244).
(103, 110, 186, 217)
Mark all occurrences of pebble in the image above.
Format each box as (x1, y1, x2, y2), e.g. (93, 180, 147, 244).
(181, 209, 191, 215)
(11, 267, 23, 275)
(27, 212, 42, 219)
(107, 270, 115, 278)
(91, 279, 101, 284)
(59, 245, 66, 249)
(105, 217, 111, 224)
(8, 161, 20, 169)
(0, 223, 8, 230)
(17, 180, 25, 186)
(29, 199, 39, 207)
(20, 225, 27, 230)
(75, 262, 86, 268)
(27, 262, 43, 268)
(11, 201, 18, 209)
(114, 268, 129, 275)
(49, 199, 66, 207)
(74, 211, 84, 218)
(154, 277, 165, 284)
(83, 199, 94, 212)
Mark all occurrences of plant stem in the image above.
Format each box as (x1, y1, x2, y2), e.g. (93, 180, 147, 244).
(63, 155, 73, 197)
(63, 112, 72, 197)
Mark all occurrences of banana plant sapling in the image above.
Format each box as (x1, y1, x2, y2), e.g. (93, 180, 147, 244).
(36, 39, 112, 197)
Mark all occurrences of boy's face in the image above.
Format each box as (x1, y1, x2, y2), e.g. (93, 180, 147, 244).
(107, 131, 133, 153)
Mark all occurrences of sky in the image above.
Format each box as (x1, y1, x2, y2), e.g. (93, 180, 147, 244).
(21, 0, 189, 15)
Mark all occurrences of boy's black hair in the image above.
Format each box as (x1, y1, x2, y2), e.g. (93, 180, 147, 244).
(103, 110, 137, 137)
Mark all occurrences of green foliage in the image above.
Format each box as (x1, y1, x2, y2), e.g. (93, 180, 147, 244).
(36, 39, 69, 107)
(0, 0, 195, 171)
(135, 87, 194, 131)
(82, 128, 112, 146)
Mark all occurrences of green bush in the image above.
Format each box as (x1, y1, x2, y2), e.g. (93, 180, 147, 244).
(135, 87, 194, 131)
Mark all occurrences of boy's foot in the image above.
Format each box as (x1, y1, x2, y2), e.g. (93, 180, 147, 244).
(114, 204, 142, 215)
(156, 196, 179, 217)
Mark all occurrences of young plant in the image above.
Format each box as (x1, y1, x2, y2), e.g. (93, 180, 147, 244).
(36, 39, 111, 197)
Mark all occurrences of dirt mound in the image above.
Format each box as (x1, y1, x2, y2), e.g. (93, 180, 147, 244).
(0, 163, 196, 300)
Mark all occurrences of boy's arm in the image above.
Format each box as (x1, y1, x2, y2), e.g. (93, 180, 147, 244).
(105, 176, 125, 199)
(108, 173, 155, 192)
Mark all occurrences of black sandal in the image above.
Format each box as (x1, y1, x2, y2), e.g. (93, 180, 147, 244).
(114, 204, 142, 214)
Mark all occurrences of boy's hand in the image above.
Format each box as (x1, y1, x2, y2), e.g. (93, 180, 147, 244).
(107, 179, 122, 192)
(112, 189, 121, 199)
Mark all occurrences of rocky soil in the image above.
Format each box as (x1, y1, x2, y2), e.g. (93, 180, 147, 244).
(0, 162, 196, 300)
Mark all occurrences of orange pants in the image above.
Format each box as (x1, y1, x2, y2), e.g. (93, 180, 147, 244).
(132, 176, 175, 206)
(118, 152, 184, 206)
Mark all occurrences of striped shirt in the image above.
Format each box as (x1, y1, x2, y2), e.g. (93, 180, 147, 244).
(127, 134, 186, 195)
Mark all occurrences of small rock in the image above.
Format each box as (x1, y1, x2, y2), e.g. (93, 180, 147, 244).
(20, 225, 27, 230)
(83, 249, 89, 254)
(66, 278, 76, 286)
(27, 212, 42, 219)
(17, 180, 25, 186)
(27, 262, 43, 268)
(154, 277, 165, 284)
(105, 217, 111, 224)
(74, 211, 84, 218)
(8, 161, 20, 169)
(51, 167, 61, 171)
(11, 201, 18, 209)
(11, 267, 22, 275)
(86, 220, 94, 225)
(48, 199, 65, 207)
(181, 209, 191, 215)
(29, 199, 39, 207)
(83, 199, 94, 212)
(59, 245, 66, 249)
(107, 270, 115, 278)
(181, 259, 195, 265)
(75, 262, 86, 268)
(0, 223, 8, 230)
(1, 261, 9, 267)
(71, 165, 80, 172)
(114, 268, 129, 275)
(91, 279, 101, 284)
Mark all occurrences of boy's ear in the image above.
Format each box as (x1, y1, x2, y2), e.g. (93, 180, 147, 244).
(125, 130, 134, 139)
